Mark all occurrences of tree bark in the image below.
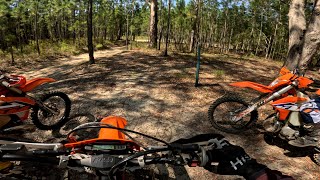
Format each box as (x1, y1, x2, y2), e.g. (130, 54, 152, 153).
(189, 0, 199, 52)
(130, 0, 135, 50)
(285, 0, 306, 70)
(87, 0, 95, 64)
(126, 2, 129, 50)
(158, 0, 162, 50)
(298, 0, 320, 73)
(35, 1, 40, 55)
(164, 0, 171, 56)
(10, 46, 14, 65)
(149, 0, 158, 48)
(255, 15, 263, 56)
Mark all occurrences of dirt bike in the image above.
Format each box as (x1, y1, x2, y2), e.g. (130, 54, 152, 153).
(0, 116, 217, 179)
(0, 74, 71, 130)
(207, 67, 320, 164)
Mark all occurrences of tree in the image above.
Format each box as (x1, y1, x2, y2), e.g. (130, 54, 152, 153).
(285, 0, 306, 70)
(148, 0, 158, 48)
(164, 0, 171, 56)
(285, 0, 320, 73)
(0, 0, 18, 65)
(87, 0, 95, 64)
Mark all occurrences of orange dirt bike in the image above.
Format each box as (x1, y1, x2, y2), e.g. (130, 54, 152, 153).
(0, 116, 217, 179)
(0, 74, 71, 130)
(208, 67, 320, 162)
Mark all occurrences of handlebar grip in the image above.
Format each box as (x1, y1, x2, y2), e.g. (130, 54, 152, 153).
(1, 154, 59, 164)
(170, 143, 200, 152)
(32, 149, 68, 156)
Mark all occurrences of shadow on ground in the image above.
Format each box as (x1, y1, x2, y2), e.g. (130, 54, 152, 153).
(9, 48, 320, 179)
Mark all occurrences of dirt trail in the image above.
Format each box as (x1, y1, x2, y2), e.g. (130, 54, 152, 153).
(8, 47, 320, 179)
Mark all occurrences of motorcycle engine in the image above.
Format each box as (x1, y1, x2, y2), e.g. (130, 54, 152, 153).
(279, 125, 300, 140)
(262, 114, 282, 133)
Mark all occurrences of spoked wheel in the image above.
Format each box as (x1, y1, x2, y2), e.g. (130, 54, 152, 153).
(208, 94, 258, 133)
(32, 91, 71, 130)
(51, 113, 96, 139)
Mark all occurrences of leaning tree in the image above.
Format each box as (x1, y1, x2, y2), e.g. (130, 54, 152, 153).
(285, 0, 320, 73)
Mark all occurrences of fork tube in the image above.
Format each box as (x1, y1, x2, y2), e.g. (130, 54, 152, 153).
(263, 84, 295, 104)
(234, 83, 296, 122)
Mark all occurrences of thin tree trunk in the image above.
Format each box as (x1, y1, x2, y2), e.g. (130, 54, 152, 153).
(73, 6, 76, 44)
(189, 0, 199, 52)
(130, 0, 135, 50)
(221, 18, 227, 53)
(164, 0, 171, 56)
(246, 26, 254, 52)
(35, 2, 40, 55)
(87, 0, 95, 64)
(117, 0, 124, 40)
(255, 15, 263, 56)
(267, 19, 279, 59)
(158, 0, 162, 50)
(126, 2, 129, 50)
(228, 28, 233, 52)
(10, 46, 14, 65)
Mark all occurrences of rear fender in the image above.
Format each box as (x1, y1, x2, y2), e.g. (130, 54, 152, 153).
(230, 81, 272, 93)
(20, 78, 56, 92)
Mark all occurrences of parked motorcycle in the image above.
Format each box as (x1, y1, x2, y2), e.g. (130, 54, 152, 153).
(0, 74, 71, 130)
(207, 67, 320, 164)
(0, 116, 216, 179)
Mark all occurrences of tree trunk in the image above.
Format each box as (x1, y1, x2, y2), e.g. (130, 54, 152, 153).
(228, 28, 233, 52)
(10, 46, 14, 66)
(35, 2, 40, 55)
(255, 16, 263, 56)
(130, 0, 135, 50)
(149, 0, 158, 48)
(285, 0, 306, 70)
(126, 2, 129, 50)
(72, 6, 76, 44)
(117, 0, 124, 40)
(158, 0, 162, 50)
(87, 0, 95, 64)
(164, 0, 171, 56)
(189, 0, 199, 52)
(298, 0, 320, 73)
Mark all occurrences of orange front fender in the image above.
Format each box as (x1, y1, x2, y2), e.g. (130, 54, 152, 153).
(20, 78, 56, 92)
(230, 81, 273, 93)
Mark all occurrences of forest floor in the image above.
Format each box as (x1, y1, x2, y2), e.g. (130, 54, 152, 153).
(3, 45, 320, 179)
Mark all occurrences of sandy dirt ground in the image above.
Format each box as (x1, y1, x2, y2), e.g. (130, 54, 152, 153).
(3, 46, 320, 179)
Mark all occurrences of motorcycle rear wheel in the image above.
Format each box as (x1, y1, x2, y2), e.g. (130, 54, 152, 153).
(31, 91, 71, 130)
(208, 94, 258, 133)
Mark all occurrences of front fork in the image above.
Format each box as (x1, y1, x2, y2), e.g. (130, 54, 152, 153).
(28, 95, 57, 115)
(232, 82, 297, 122)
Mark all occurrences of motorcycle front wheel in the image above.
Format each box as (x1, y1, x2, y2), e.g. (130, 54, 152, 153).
(31, 91, 71, 130)
(208, 94, 258, 133)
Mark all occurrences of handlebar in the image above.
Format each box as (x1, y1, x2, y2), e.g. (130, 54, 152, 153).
(0, 142, 211, 177)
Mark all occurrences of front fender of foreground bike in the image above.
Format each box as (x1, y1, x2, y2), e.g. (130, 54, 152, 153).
(230, 81, 273, 94)
(20, 78, 56, 92)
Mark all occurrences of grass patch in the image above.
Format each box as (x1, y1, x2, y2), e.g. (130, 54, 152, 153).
(213, 69, 225, 79)
(174, 72, 191, 79)
(0, 39, 115, 65)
